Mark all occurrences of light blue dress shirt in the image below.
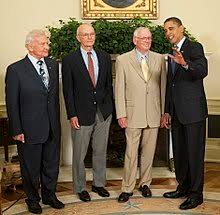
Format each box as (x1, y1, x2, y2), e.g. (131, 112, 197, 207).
(135, 49, 149, 63)
(80, 47, 99, 84)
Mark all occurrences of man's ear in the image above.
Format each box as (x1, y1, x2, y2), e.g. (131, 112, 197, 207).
(180, 25, 184, 34)
(76, 35, 81, 43)
(26, 43, 34, 52)
(133, 36, 137, 46)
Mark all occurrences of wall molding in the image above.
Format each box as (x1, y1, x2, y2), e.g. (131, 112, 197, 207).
(207, 98, 220, 115)
(1, 100, 220, 162)
(0, 102, 6, 117)
(205, 138, 220, 162)
(206, 98, 220, 162)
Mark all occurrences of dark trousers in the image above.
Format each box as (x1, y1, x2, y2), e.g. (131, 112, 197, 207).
(17, 134, 60, 203)
(171, 114, 206, 196)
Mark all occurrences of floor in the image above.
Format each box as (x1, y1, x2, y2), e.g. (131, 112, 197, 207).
(1, 162, 220, 214)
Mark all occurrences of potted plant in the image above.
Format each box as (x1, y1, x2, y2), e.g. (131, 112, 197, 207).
(47, 17, 196, 60)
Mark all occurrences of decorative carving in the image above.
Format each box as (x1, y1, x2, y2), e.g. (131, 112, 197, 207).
(136, 0, 146, 8)
(94, 0, 104, 7)
(82, 0, 158, 19)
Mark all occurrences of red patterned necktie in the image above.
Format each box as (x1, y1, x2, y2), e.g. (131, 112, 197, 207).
(87, 52, 96, 86)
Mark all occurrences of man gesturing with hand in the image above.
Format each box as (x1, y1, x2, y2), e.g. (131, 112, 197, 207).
(162, 17, 208, 210)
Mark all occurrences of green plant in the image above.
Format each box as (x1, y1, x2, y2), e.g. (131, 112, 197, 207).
(47, 17, 196, 60)
(47, 18, 80, 59)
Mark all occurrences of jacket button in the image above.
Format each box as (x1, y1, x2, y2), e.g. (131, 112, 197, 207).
(94, 102, 96, 105)
(94, 91, 96, 94)
(172, 84, 175, 87)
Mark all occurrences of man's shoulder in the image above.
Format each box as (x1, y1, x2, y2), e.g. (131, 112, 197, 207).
(95, 49, 110, 58)
(149, 50, 164, 58)
(117, 50, 134, 60)
(45, 57, 57, 64)
(184, 38, 203, 49)
(62, 50, 80, 61)
(7, 57, 27, 70)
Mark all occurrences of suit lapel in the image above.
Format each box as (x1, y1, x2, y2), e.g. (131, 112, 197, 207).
(76, 49, 95, 88)
(172, 39, 189, 80)
(45, 58, 54, 91)
(95, 50, 103, 88)
(23, 56, 47, 90)
(129, 49, 146, 81)
(147, 51, 155, 82)
(168, 48, 179, 80)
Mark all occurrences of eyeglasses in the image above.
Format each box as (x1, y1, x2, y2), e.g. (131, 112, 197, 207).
(79, 33, 95, 38)
(135, 36, 152, 41)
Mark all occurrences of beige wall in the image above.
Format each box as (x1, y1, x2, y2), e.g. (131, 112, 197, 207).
(0, 0, 219, 104)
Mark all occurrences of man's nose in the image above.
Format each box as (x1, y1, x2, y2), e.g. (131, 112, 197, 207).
(165, 31, 170, 37)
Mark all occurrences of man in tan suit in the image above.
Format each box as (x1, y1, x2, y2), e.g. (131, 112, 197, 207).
(115, 27, 167, 202)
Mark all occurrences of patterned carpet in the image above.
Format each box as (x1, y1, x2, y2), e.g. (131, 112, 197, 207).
(3, 188, 220, 215)
(2, 163, 220, 214)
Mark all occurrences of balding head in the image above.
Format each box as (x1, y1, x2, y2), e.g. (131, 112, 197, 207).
(77, 23, 94, 36)
(76, 23, 96, 51)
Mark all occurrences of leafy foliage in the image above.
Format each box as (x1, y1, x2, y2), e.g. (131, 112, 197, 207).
(47, 17, 196, 60)
(47, 18, 80, 59)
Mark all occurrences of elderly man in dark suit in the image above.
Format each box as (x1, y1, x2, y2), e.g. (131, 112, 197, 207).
(5, 29, 64, 214)
(62, 23, 113, 202)
(161, 17, 208, 210)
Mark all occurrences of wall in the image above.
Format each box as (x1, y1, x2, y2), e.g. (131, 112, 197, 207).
(0, 0, 81, 105)
(0, 0, 219, 103)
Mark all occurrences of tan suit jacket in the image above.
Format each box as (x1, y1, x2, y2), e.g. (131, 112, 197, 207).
(115, 49, 167, 128)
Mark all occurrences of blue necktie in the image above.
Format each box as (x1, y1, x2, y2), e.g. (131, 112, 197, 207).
(37, 60, 49, 90)
(171, 45, 178, 75)
(171, 58, 176, 75)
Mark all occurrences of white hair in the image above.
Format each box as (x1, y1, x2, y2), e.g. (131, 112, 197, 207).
(133, 27, 151, 37)
(25, 29, 48, 46)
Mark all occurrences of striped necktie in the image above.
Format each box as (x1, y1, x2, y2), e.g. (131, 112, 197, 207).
(37, 60, 49, 90)
(141, 57, 149, 81)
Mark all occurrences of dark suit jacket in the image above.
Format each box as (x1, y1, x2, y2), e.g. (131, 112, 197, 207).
(5, 56, 61, 144)
(62, 48, 113, 126)
(165, 38, 208, 124)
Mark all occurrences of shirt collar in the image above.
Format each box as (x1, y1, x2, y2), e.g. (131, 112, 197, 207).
(176, 36, 186, 50)
(80, 47, 95, 55)
(28, 54, 45, 65)
(135, 48, 149, 62)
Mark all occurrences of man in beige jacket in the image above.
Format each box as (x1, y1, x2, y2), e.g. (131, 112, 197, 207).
(115, 27, 167, 202)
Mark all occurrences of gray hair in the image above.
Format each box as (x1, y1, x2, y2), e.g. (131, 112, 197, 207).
(25, 29, 48, 46)
(133, 27, 151, 37)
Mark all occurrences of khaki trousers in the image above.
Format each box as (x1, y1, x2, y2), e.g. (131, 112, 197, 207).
(122, 127, 158, 193)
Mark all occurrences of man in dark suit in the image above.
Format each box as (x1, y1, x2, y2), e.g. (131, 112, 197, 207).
(62, 23, 113, 202)
(5, 29, 64, 214)
(161, 17, 208, 210)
